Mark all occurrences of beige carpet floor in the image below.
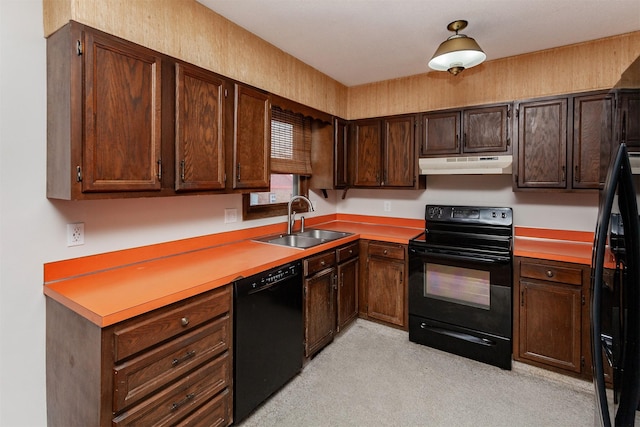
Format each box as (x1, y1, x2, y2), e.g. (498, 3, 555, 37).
(237, 319, 606, 427)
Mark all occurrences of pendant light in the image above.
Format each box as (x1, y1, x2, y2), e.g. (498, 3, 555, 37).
(428, 20, 486, 76)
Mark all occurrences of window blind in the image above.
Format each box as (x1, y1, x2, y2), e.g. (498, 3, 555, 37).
(270, 107, 312, 176)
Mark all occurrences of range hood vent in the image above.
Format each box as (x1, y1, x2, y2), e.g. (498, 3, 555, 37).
(419, 155, 513, 175)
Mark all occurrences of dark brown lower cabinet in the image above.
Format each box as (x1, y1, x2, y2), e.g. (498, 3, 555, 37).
(46, 286, 233, 427)
(359, 240, 407, 329)
(303, 250, 337, 358)
(336, 242, 359, 332)
(514, 257, 592, 379)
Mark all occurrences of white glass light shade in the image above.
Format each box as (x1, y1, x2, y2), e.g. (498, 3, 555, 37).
(428, 34, 486, 74)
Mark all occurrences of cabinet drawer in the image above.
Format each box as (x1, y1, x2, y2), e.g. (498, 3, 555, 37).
(113, 286, 231, 362)
(520, 261, 583, 286)
(175, 388, 230, 427)
(304, 251, 336, 276)
(368, 242, 405, 261)
(113, 314, 230, 412)
(112, 352, 230, 426)
(336, 242, 359, 263)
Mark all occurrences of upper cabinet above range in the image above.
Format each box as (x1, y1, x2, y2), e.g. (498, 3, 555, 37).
(419, 104, 512, 157)
(46, 22, 271, 200)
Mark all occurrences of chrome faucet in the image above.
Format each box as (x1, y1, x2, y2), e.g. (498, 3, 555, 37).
(287, 195, 314, 234)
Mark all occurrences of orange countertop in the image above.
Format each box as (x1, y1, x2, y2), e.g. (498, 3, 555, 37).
(44, 215, 422, 327)
(513, 226, 615, 268)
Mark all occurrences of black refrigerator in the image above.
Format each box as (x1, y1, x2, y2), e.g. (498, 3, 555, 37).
(591, 141, 640, 426)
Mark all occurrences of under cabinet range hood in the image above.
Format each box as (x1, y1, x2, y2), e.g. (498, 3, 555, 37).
(419, 155, 513, 175)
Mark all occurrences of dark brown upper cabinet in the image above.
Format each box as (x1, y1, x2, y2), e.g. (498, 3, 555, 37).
(174, 62, 226, 192)
(618, 89, 640, 150)
(420, 104, 511, 157)
(572, 92, 613, 189)
(309, 117, 346, 192)
(349, 115, 419, 188)
(514, 91, 613, 191)
(231, 84, 271, 191)
(47, 22, 164, 199)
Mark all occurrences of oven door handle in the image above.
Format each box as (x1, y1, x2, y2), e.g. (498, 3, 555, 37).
(419, 323, 497, 347)
(409, 247, 510, 264)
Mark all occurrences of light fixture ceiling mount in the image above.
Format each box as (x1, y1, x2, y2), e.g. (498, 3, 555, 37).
(428, 20, 486, 76)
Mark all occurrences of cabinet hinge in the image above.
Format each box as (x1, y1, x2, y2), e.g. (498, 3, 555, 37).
(507, 107, 512, 119)
(76, 40, 83, 56)
(582, 294, 586, 305)
(223, 173, 227, 183)
(515, 108, 519, 119)
(76, 166, 82, 182)
(581, 356, 585, 370)
(157, 159, 162, 180)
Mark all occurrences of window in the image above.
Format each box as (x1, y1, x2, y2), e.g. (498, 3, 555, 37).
(243, 107, 312, 220)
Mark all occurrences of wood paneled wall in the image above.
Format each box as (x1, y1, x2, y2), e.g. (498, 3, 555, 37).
(42, 0, 348, 118)
(348, 32, 640, 119)
(43, 1, 639, 121)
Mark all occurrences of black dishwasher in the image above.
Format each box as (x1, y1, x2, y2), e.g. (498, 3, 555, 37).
(233, 261, 303, 423)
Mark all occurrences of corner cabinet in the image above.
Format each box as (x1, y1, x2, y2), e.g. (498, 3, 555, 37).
(513, 257, 592, 378)
(349, 116, 421, 188)
(46, 286, 233, 427)
(420, 104, 511, 157)
(513, 91, 613, 191)
(47, 21, 163, 199)
(359, 240, 407, 329)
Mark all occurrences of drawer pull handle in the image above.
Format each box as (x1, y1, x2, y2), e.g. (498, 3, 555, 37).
(180, 317, 190, 327)
(171, 393, 195, 411)
(383, 249, 388, 255)
(320, 260, 325, 266)
(546, 270, 554, 278)
(172, 350, 196, 367)
(349, 249, 353, 254)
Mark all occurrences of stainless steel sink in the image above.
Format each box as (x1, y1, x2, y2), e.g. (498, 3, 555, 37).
(254, 229, 352, 249)
(297, 229, 351, 241)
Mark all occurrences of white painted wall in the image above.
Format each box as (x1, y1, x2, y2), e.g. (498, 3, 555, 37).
(337, 175, 599, 232)
(0, 2, 600, 426)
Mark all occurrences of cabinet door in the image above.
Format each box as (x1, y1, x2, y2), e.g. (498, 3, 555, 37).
(420, 111, 460, 156)
(232, 84, 270, 190)
(572, 93, 613, 189)
(516, 98, 568, 189)
(351, 119, 382, 186)
(175, 63, 225, 191)
(337, 257, 358, 331)
(82, 30, 162, 192)
(304, 268, 336, 357)
(463, 105, 510, 154)
(367, 257, 405, 327)
(384, 116, 415, 187)
(335, 118, 349, 188)
(619, 90, 640, 150)
(518, 279, 582, 373)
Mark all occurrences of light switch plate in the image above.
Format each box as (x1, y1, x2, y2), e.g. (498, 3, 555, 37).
(224, 208, 238, 223)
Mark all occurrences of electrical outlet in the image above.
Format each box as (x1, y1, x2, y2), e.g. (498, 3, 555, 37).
(383, 201, 391, 212)
(224, 208, 238, 223)
(67, 222, 84, 246)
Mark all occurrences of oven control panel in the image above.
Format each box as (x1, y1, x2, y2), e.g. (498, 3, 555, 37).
(426, 205, 512, 226)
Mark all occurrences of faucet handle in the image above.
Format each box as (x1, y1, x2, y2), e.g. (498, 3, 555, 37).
(300, 216, 305, 232)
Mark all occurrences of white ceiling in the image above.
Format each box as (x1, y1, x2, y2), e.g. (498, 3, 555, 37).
(197, 0, 640, 87)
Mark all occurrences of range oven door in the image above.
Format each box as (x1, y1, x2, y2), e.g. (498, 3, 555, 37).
(408, 246, 513, 369)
